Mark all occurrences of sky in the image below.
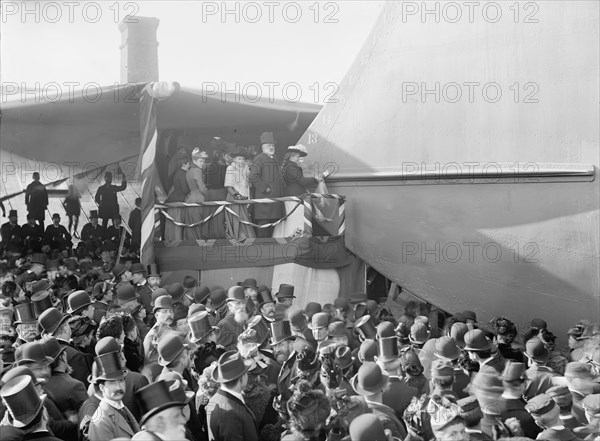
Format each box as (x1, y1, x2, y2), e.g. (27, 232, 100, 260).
(1, 1, 385, 104)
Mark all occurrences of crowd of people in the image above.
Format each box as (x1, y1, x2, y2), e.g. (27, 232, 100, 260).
(0, 245, 598, 441)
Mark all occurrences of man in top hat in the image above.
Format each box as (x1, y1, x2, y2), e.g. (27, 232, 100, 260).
(43, 213, 72, 253)
(525, 393, 582, 441)
(132, 380, 192, 441)
(80, 210, 105, 256)
(95, 171, 127, 228)
(13, 303, 39, 345)
(274, 283, 295, 321)
(188, 311, 219, 345)
(88, 351, 140, 441)
(37, 307, 91, 386)
(351, 362, 406, 439)
(216, 286, 250, 351)
(269, 320, 297, 365)
(1, 375, 62, 441)
(206, 350, 259, 441)
(524, 337, 558, 399)
(375, 336, 419, 419)
(130, 262, 152, 310)
(248, 131, 285, 238)
(253, 286, 276, 337)
(21, 212, 45, 253)
(25, 172, 49, 229)
(242, 278, 259, 309)
(1, 209, 22, 253)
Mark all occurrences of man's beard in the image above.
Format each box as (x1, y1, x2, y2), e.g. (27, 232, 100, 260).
(234, 310, 249, 324)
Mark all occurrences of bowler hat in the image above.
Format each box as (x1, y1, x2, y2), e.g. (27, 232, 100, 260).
(358, 339, 378, 363)
(37, 307, 69, 336)
(193, 284, 211, 304)
(112, 263, 127, 279)
(334, 346, 354, 370)
(377, 336, 398, 362)
(187, 303, 206, 318)
(260, 131, 275, 145)
(582, 394, 600, 415)
(226, 286, 245, 303)
(354, 315, 377, 340)
(151, 288, 168, 304)
(525, 393, 557, 417)
(130, 263, 146, 275)
(431, 359, 455, 378)
(167, 283, 185, 302)
(0, 376, 46, 428)
(146, 264, 161, 278)
(30, 291, 53, 317)
(95, 336, 121, 356)
(157, 332, 189, 367)
(434, 337, 461, 361)
(95, 351, 127, 381)
(116, 285, 138, 304)
(43, 337, 66, 363)
(524, 338, 549, 362)
(69, 316, 96, 338)
(349, 413, 387, 441)
(153, 295, 173, 313)
(14, 341, 53, 366)
(209, 288, 227, 310)
(287, 144, 308, 157)
(351, 362, 389, 396)
(275, 284, 295, 299)
(242, 278, 258, 289)
(257, 287, 276, 307)
(305, 302, 322, 319)
(188, 312, 217, 343)
(182, 276, 197, 289)
(212, 350, 249, 383)
(464, 329, 492, 351)
(309, 312, 329, 330)
(409, 322, 430, 345)
(31, 254, 46, 266)
(67, 290, 92, 314)
(14, 303, 37, 325)
(501, 360, 527, 382)
(136, 380, 187, 426)
(376, 321, 395, 339)
(333, 297, 350, 313)
(30, 280, 50, 294)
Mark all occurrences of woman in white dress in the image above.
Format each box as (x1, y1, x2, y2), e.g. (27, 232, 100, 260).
(224, 148, 256, 241)
(184, 148, 209, 240)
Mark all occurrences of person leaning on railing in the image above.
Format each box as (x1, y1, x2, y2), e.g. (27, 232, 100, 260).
(224, 148, 255, 241)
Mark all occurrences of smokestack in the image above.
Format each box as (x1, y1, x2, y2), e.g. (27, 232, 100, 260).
(119, 17, 160, 84)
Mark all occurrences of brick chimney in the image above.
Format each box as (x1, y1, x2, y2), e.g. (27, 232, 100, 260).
(119, 17, 160, 84)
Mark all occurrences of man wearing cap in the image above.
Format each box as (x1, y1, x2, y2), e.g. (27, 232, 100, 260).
(43, 213, 72, 253)
(167, 282, 189, 324)
(524, 337, 558, 399)
(95, 171, 127, 229)
(565, 362, 600, 426)
(526, 393, 583, 441)
(38, 307, 91, 386)
(21, 213, 45, 253)
(456, 396, 490, 441)
(1, 209, 22, 253)
(206, 350, 259, 441)
(274, 283, 295, 321)
(80, 210, 105, 256)
(25, 172, 49, 229)
(248, 131, 285, 238)
(351, 362, 406, 439)
(216, 286, 249, 351)
(1, 375, 62, 441)
(89, 351, 140, 441)
(547, 385, 580, 431)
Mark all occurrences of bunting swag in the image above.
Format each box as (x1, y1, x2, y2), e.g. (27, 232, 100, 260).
(154, 236, 353, 270)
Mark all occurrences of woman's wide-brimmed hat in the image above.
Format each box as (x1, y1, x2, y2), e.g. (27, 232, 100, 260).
(287, 145, 308, 157)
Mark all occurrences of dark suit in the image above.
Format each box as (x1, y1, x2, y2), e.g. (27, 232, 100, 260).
(282, 161, 318, 196)
(206, 389, 259, 441)
(537, 427, 582, 441)
(81, 223, 105, 251)
(21, 222, 44, 251)
(249, 153, 284, 237)
(498, 396, 541, 439)
(216, 313, 246, 351)
(44, 371, 88, 414)
(123, 369, 150, 421)
(382, 376, 419, 420)
(95, 180, 127, 226)
(128, 207, 142, 251)
(58, 339, 91, 387)
(44, 224, 72, 252)
(22, 431, 62, 441)
(79, 394, 102, 441)
(135, 282, 153, 314)
(1, 222, 22, 249)
(274, 303, 289, 321)
(25, 180, 48, 223)
(89, 400, 140, 441)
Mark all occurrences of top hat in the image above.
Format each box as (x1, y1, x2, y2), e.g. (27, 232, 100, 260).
(95, 351, 127, 381)
(14, 341, 53, 366)
(434, 337, 461, 361)
(309, 312, 329, 330)
(130, 263, 146, 275)
(354, 315, 378, 340)
(153, 295, 174, 313)
(136, 380, 188, 426)
(501, 360, 527, 382)
(377, 336, 399, 362)
(351, 362, 389, 397)
(14, 303, 37, 325)
(95, 336, 122, 356)
(275, 284, 295, 299)
(193, 285, 211, 304)
(463, 330, 492, 352)
(37, 307, 70, 336)
(167, 283, 185, 302)
(147, 264, 161, 278)
(524, 338, 549, 362)
(188, 312, 217, 343)
(116, 285, 138, 304)
(43, 337, 66, 363)
(242, 278, 258, 289)
(333, 297, 350, 313)
(525, 394, 557, 417)
(67, 290, 92, 314)
(112, 263, 127, 279)
(376, 321, 395, 339)
(31, 254, 46, 266)
(582, 394, 600, 416)
(212, 350, 249, 383)
(8, 209, 17, 217)
(89, 210, 98, 219)
(286, 145, 308, 157)
(157, 332, 189, 367)
(0, 376, 46, 428)
(209, 288, 227, 310)
(431, 359, 455, 378)
(260, 132, 275, 145)
(188, 303, 206, 318)
(349, 413, 387, 441)
(305, 302, 322, 320)
(358, 339, 378, 363)
(334, 346, 354, 370)
(30, 280, 50, 295)
(257, 287, 276, 307)
(226, 286, 245, 303)
(31, 291, 54, 317)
